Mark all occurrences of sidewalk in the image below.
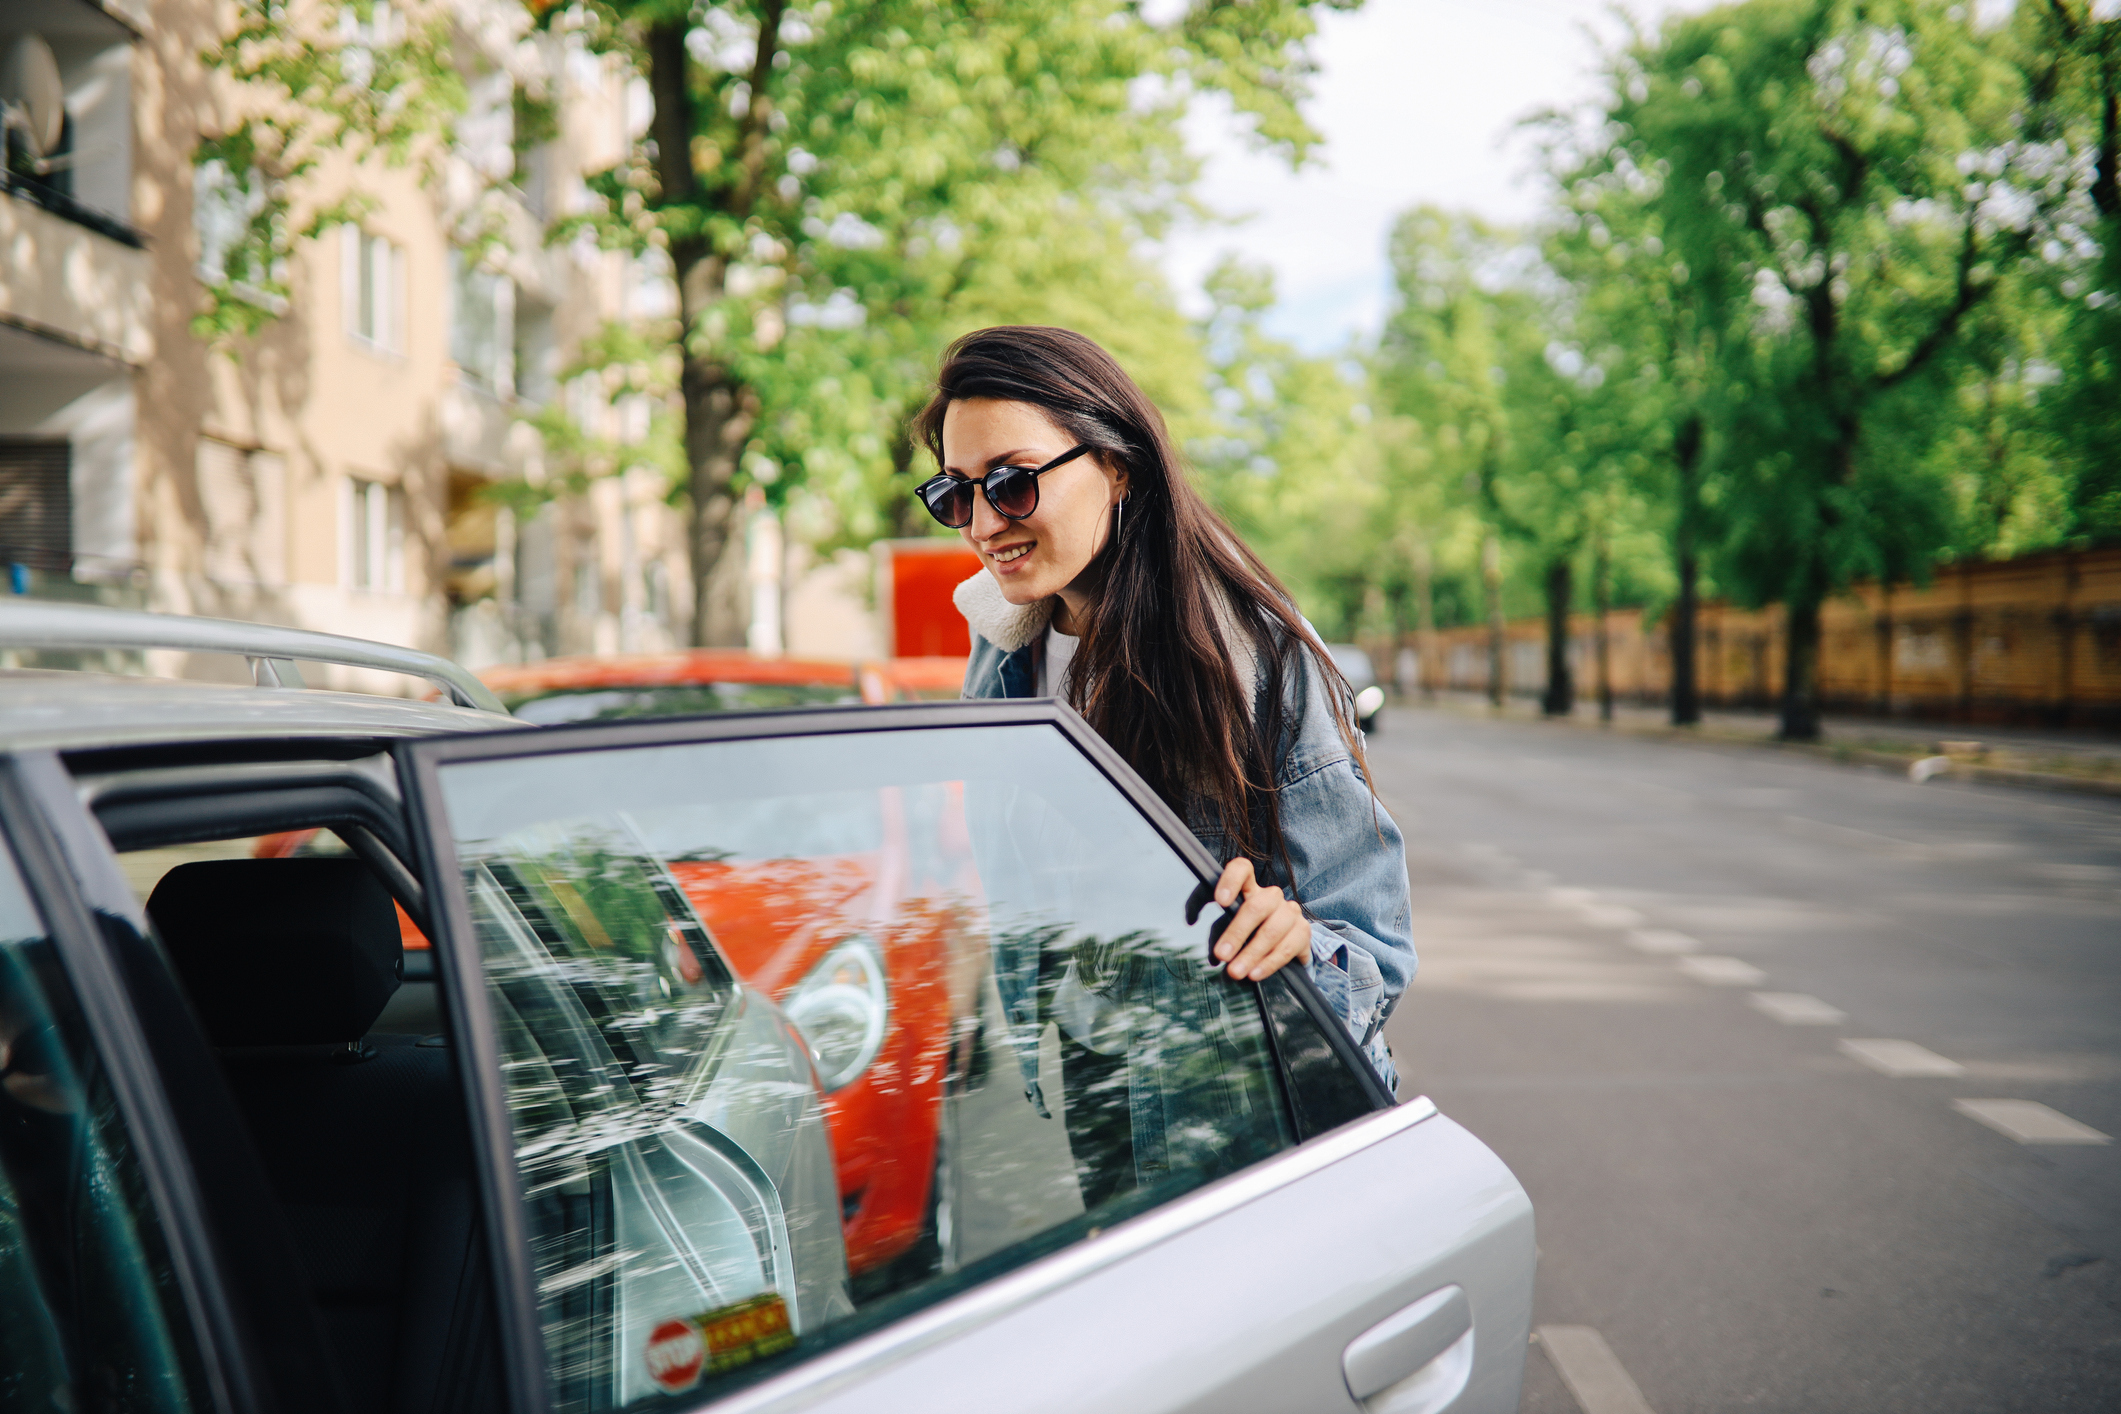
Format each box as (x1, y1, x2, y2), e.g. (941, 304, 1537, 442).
(1408, 690, 2121, 798)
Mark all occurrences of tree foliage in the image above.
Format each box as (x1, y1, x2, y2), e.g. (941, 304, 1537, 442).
(193, 0, 468, 339)
(534, 0, 1352, 643)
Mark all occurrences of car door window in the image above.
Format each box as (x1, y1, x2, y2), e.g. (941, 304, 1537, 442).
(0, 837, 211, 1413)
(418, 721, 1296, 1412)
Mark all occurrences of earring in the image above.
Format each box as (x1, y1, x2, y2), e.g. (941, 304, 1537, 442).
(1115, 497, 1125, 541)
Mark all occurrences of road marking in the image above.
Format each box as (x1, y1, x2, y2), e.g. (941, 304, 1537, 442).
(1577, 903, 1647, 929)
(1626, 929, 1702, 954)
(1546, 886, 1598, 905)
(1839, 1038, 1965, 1078)
(1676, 956, 1767, 986)
(1784, 815, 1926, 853)
(1952, 1099, 2112, 1145)
(1536, 1326, 1657, 1414)
(1749, 992, 1848, 1025)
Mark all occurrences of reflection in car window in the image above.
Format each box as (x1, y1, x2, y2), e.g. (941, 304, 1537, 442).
(506, 683, 859, 724)
(0, 843, 210, 1413)
(436, 724, 1295, 1411)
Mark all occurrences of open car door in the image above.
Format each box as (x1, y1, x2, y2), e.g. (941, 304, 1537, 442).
(394, 700, 1533, 1414)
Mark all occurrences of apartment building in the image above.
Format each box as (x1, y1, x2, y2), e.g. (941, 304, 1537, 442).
(0, 0, 150, 605)
(2, 0, 693, 685)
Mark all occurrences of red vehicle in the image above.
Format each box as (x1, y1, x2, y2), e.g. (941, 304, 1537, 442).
(874, 540, 982, 660)
(860, 655, 968, 703)
(479, 650, 869, 722)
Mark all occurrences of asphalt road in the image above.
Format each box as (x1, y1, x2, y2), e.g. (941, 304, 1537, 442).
(1369, 703, 2121, 1414)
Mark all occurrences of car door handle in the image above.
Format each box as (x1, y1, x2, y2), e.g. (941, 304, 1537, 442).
(1343, 1284, 1474, 1414)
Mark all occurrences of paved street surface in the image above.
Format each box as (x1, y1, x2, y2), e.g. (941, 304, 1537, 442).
(1370, 704, 2121, 1413)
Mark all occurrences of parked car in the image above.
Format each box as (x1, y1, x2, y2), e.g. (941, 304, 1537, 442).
(480, 650, 868, 723)
(859, 654, 970, 703)
(1326, 642, 1388, 733)
(0, 600, 1533, 1414)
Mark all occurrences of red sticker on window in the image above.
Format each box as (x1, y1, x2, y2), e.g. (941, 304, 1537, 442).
(646, 1293, 795, 1392)
(644, 1318, 706, 1394)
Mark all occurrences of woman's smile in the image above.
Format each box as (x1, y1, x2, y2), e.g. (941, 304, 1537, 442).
(990, 541, 1034, 568)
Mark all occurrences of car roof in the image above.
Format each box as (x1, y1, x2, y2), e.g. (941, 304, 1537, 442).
(481, 650, 861, 695)
(0, 670, 519, 752)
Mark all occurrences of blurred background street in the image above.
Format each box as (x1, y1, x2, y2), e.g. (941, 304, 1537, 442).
(1379, 704, 2121, 1411)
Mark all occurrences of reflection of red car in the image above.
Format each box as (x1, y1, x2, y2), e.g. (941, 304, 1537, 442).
(400, 650, 972, 1282)
(666, 781, 982, 1279)
(676, 868, 945, 1275)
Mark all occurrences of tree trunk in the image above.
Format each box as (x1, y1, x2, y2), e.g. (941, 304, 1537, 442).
(1669, 413, 1702, 726)
(1414, 540, 1437, 700)
(1779, 567, 1826, 741)
(647, 6, 786, 647)
(1483, 533, 1505, 708)
(1541, 557, 1572, 717)
(1671, 548, 1699, 725)
(683, 370, 757, 646)
(1594, 536, 1613, 723)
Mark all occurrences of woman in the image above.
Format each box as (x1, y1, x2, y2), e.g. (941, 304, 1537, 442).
(911, 325, 1413, 1090)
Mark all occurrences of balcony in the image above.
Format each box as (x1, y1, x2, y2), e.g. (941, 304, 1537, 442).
(3, 0, 148, 362)
(0, 188, 150, 363)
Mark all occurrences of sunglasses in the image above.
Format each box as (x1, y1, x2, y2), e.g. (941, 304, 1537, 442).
(914, 445, 1093, 530)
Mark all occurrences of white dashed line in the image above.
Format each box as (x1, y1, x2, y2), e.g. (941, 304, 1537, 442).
(1676, 956, 1768, 987)
(1839, 1038, 1965, 1078)
(1625, 929, 1702, 954)
(1577, 903, 1647, 930)
(1546, 886, 1598, 905)
(1536, 1326, 1657, 1414)
(1748, 992, 1848, 1025)
(1952, 1099, 2112, 1145)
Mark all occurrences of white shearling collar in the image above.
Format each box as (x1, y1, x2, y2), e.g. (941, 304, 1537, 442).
(952, 565, 1262, 719)
(952, 569, 1051, 653)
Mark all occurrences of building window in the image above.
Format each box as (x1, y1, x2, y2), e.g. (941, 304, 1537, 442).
(196, 438, 285, 586)
(344, 477, 404, 593)
(341, 227, 406, 355)
(513, 297, 556, 406)
(449, 249, 511, 392)
(0, 441, 71, 572)
(573, 541, 602, 620)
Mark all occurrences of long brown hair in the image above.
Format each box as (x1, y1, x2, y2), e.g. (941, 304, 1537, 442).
(914, 325, 1364, 868)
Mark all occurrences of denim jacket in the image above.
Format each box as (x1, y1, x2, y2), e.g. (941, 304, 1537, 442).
(954, 570, 1413, 1091)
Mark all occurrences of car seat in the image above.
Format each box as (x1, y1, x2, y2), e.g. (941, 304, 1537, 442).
(148, 858, 503, 1414)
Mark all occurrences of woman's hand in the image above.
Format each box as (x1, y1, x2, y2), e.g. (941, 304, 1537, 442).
(1210, 858, 1310, 982)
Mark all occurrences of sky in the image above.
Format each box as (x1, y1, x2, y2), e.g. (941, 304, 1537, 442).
(1163, 0, 1721, 352)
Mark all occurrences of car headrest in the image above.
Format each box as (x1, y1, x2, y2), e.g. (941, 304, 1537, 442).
(147, 858, 403, 1047)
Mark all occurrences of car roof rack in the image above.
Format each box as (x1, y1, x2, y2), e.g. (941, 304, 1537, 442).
(0, 600, 509, 714)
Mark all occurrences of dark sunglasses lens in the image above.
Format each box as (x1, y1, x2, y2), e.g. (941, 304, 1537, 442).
(988, 467, 1040, 519)
(922, 479, 974, 528)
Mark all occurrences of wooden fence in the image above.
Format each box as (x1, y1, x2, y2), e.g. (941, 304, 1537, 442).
(1377, 546, 2121, 728)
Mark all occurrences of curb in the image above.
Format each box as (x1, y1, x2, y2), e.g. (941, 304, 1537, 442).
(1405, 698, 2121, 801)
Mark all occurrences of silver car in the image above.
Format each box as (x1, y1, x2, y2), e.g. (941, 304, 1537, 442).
(0, 602, 1533, 1414)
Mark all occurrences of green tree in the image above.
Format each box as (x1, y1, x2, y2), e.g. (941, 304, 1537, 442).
(1542, 75, 1747, 726)
(1622, 0, 2082, 739)
(1375, 208, 1593, 709)
(540, 0, 1356, 644)
(2017, 0, 2121, 541)
(1189, 257, 1383, 638)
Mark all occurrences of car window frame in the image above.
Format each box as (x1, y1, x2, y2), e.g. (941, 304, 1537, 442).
(395, 698, 1396, 1414)
(0, 751, 277, 1414)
